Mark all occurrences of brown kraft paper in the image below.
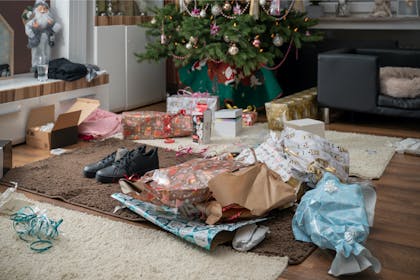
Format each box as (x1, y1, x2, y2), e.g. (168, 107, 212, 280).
(208, 163, 296, 216)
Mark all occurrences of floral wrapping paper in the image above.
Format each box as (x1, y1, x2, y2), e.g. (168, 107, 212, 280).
(111, 193, 266, 250)
(138, 158, 247, 208)
(122, 111, 193, 140)
(265, 88, 318, 131)
(166, 93, 219, 115)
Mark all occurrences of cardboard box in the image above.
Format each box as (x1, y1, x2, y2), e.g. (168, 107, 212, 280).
(26, 98, 99, 150)
(0, 140, 12, 179)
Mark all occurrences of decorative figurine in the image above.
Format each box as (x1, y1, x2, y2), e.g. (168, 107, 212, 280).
(24, 0, 61, 72)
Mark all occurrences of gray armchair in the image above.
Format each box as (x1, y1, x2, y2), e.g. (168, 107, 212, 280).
(317, 48, 420, 121)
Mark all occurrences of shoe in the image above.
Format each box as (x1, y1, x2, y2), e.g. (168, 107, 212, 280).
(95, 146, 159, 183)
(83, 147, 130, 178)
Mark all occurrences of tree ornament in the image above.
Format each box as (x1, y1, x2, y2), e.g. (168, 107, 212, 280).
(306, 30, 311, 36)
(223, 35, 230, 43)
(200, 9, 206, 18)
(150, 17, 156, 24)
(211, 4, 222, 16)
(210, 23, 220, 35)
(249, 0, 260, 19)
(189, 36, 198, 44)
(186, 42, 193, 49)
(228, 44, 239, 55)
(223, 2, 232, 11)
(184, 0, 192, 4)
(273, 34, 284, 47)
(259, 0, 266, 5)
(161, 34, 167, 44)
(270, 0, 281, 16)
(252, 36, 261, 48)
(233, 3, 241, 14)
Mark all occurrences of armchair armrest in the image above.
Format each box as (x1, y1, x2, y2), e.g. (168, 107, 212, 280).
(317, 53, 379, 112)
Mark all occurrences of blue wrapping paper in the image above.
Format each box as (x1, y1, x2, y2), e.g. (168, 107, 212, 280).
(292, 172, 381, 276)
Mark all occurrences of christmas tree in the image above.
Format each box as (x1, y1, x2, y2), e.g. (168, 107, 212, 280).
(136, 0, 322, 76)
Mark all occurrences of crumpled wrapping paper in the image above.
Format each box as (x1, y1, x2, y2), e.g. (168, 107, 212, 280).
(292, 172, 381, 276)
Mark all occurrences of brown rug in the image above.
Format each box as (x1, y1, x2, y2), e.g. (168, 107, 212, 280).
(4, 137, 316, 264)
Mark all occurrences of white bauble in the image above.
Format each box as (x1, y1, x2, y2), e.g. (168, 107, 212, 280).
(259, 0, 266, 5)
(211, 4, 222, 16)
(273, 34, 284, 47)
(150, 17, 156, 24)
(200, 9, 206, 18)
(228, 44, 239, 55)
(186, 42, 193, 49)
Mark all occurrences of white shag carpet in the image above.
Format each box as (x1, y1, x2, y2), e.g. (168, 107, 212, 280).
(0, 193, 288, 280)
(130, 123, 401, 179)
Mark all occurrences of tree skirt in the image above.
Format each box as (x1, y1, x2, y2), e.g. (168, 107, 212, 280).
(4, 138, 316, 264)
(0, 193, 288, 280)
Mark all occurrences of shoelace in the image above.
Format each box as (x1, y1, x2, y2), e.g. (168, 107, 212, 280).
(99, 151, 116, 165)
(112, 149, 139, 179)
(10, 206, 63, 253)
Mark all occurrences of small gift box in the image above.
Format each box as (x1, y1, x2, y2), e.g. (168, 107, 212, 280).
(242, 106, 258, 126)
(122, 111, 192, 140)
(166, 89, 219, 115)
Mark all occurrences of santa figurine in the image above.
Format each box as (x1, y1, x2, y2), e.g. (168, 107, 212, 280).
(24, 0, 61, 72)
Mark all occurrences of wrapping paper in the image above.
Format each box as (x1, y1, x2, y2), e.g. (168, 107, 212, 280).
(111, 193, 266, 250)
(236, 128, 349, 186)
(122, 111, 192, 140)
(208, 162, 296, 216)
(292, 172, 381, 276)
(265, 88, 317, 131)
(242, 111, 258, 127)
(166, 90, 219, 115)
(136, 158, 246, 207)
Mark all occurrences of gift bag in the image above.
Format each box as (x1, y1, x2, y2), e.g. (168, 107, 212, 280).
(122, 111, 192, 140)
(166, 89, 219, 115)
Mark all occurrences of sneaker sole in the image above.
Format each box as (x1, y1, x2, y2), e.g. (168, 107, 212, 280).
(83, 170, 97, 178)
(95, 174, 122, 184)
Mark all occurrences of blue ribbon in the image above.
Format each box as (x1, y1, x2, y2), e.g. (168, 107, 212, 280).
(10, 206, 63, 253)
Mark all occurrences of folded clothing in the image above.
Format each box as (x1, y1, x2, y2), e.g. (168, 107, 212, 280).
(48, 58, 88, 81)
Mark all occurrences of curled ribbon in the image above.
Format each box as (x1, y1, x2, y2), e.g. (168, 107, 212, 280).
(177, 88, 210, 98)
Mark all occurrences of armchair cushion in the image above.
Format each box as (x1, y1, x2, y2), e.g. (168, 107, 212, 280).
(377, 95, 420, 110)
(380, 67, 420, 98)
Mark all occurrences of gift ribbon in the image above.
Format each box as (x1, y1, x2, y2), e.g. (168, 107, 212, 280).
(177, 88, 211, 98)
(10, 206, 63, 253)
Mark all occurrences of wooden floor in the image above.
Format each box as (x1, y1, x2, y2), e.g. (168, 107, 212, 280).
(5, 104, 420, 280)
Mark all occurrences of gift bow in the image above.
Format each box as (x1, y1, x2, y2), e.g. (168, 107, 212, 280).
(226, 103, 256, 113)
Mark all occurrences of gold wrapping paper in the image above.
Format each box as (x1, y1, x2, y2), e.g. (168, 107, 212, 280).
(265, 88, 318, 131)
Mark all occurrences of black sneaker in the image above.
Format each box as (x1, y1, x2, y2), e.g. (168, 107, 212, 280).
(83, 147, 129, 178)
(95, 146, 159, 183)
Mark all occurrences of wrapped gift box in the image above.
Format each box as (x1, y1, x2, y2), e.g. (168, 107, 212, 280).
(265, 88, 318, 131)
(166, 91, 219, 115)
(122, 111, 192, 140)
(242, 111, 258, 127)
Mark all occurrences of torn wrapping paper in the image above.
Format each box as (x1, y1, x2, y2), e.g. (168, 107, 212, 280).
(208, 162, 296, 216)
(292, 172, 381, 276)
(111, 193, 266, 250)
(136, 158, 246, 207)
(236, 128, 349, 186)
